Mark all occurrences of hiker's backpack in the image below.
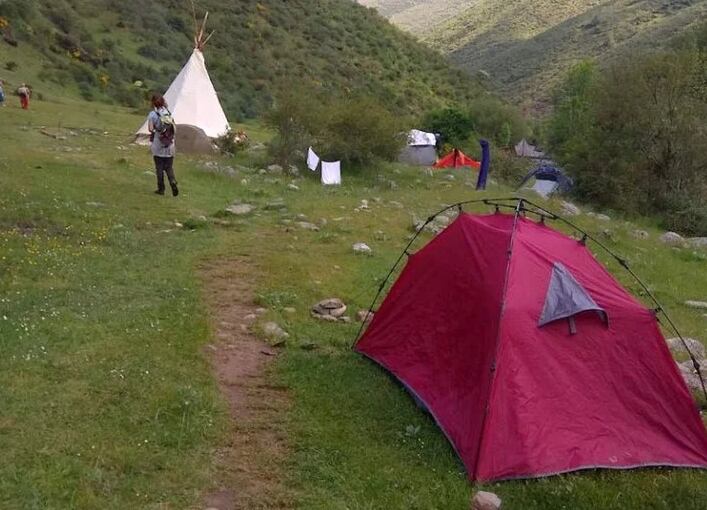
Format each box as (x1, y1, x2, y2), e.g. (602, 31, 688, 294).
(155, 109, 176, 147)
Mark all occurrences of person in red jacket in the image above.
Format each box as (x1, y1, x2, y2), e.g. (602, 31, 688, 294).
(17, 83, 30, 110)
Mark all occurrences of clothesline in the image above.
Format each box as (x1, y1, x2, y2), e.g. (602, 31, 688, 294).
(307, 146, 341, 185)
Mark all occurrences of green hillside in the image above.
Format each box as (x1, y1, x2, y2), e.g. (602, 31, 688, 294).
(0, 0, 483, 119)
(364, 0, 706, 109)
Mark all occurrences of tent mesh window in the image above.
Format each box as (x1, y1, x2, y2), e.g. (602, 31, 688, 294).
(538, 262, 608, 334)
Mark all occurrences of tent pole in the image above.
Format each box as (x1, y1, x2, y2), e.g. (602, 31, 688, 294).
(522, 198, 707, 401)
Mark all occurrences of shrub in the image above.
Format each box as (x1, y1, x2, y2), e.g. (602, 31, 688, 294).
(265, 86, 405, 167)
(548, 48, 707, 234)
(421, 107, 473, 147)
(5, 61, 18, 71)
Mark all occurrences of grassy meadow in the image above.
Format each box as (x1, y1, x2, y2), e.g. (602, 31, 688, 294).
(0, 96, 706, 509)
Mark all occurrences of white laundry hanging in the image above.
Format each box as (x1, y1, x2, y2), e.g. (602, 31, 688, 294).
(307, 146, 320, 172)
(321, 160, 342, 185)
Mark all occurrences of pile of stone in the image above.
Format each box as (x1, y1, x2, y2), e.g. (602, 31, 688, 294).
(311, 298, 351, 323)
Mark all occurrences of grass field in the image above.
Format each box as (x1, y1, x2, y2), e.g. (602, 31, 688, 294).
(0, 96, 706, 509)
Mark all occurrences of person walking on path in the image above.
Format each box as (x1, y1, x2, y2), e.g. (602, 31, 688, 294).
(146, 94, 179, 196)
(17, 83, 30, 109)
(0, 80, 6, 108)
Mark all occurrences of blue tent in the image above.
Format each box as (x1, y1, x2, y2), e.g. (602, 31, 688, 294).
(519, 165, 573, 198)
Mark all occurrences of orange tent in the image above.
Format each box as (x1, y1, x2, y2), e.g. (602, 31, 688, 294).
(433, 148, 480, 169)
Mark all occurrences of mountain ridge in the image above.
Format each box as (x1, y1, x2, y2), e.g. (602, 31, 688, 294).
(362, 0, 707, 108)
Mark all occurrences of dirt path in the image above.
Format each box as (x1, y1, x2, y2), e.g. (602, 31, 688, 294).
(200, 259, 293, 510)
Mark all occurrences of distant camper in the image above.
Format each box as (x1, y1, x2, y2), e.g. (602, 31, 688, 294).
(146, 94, 179, 197)
(0, 80, 5, 107)
(17, 83, 30, 110)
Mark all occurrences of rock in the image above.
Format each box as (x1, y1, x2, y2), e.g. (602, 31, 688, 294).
(560, 201, 581, 216)
(388, 180, 398, 190)
(225, 203, 255, 216)
(444, 174, 455, 181)
(340, 316, 352, 323)
(687, 237, 707, 248)
(312, 298, 347, 318)
(389, 201, 404, 209)
(359, 199, 369, 210)
(353, 242, 373, 255)
(263, 322, 289, 340)
(471, 491, 502, 510)
(660, 231, 684, 247)
(596, 213, 611, 221)
(287, 183, 300, 191)
(631, 229, 650, 240)
(677, 360, 706, 391)
(241, 178, 249, 186)
(685, 300, 707, 310)
(243, 314, 257, 322)
(287, 165, 300, 177)
(86, 201, 105, 208)
(258, 169, 267, 175)
(667, 337, 706, 358)
(300, 341, 318, 351)
(356, 310, 374, 323)
(422, 168, 434, 177)
(264, 200, 287, 211)
(283, 307, 296, 314)
(313, 313, 338, 322)
(297, 221, 319, 231)
(255, 307, 267, 315)
(374, 230, 387, 241)
(412, 214, 450, 235)
(267, 164, 283, 174)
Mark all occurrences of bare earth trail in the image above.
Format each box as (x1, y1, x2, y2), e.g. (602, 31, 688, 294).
(199, 259, 293, 510)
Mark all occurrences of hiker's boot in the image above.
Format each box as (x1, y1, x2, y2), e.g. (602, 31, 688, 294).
(170, 182, 179, 197)
(154, 189, 165, 195)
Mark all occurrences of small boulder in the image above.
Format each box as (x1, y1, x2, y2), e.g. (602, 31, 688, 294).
(660, 231, 684, 247)
(356, 310, 374, 324)
(471, 491, 502, 510)
(263, 322, 288, 340)
(631, 229, 649, 240)
(264, 199, 287, 211)
(353, 242, 373, 255)
(267, 164, 283, 174)
(685, 300, 707, 310)
(560, 201, 581, 216)
(226, 203, 255, 216)
(595, 213, 611, 221)
(287, 183, 300, 191)
(312, 298, 347, 318)
(444, 174, 455, 181)
(687, 237, 707, 249)
(677, 360, 706, 391)
(286, 165, 300, 177)
(297, 221, 320, 231)
(666, 337, 706, 358)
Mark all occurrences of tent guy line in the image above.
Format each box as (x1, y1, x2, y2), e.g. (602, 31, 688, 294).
(352, 196, 706, 400)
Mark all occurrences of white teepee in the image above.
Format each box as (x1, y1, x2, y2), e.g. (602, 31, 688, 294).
(135, 13, 229, 144)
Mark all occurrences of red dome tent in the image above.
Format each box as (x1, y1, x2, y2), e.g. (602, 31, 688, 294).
(433, 148, 480, 169)
(355, 198, 707, 482)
